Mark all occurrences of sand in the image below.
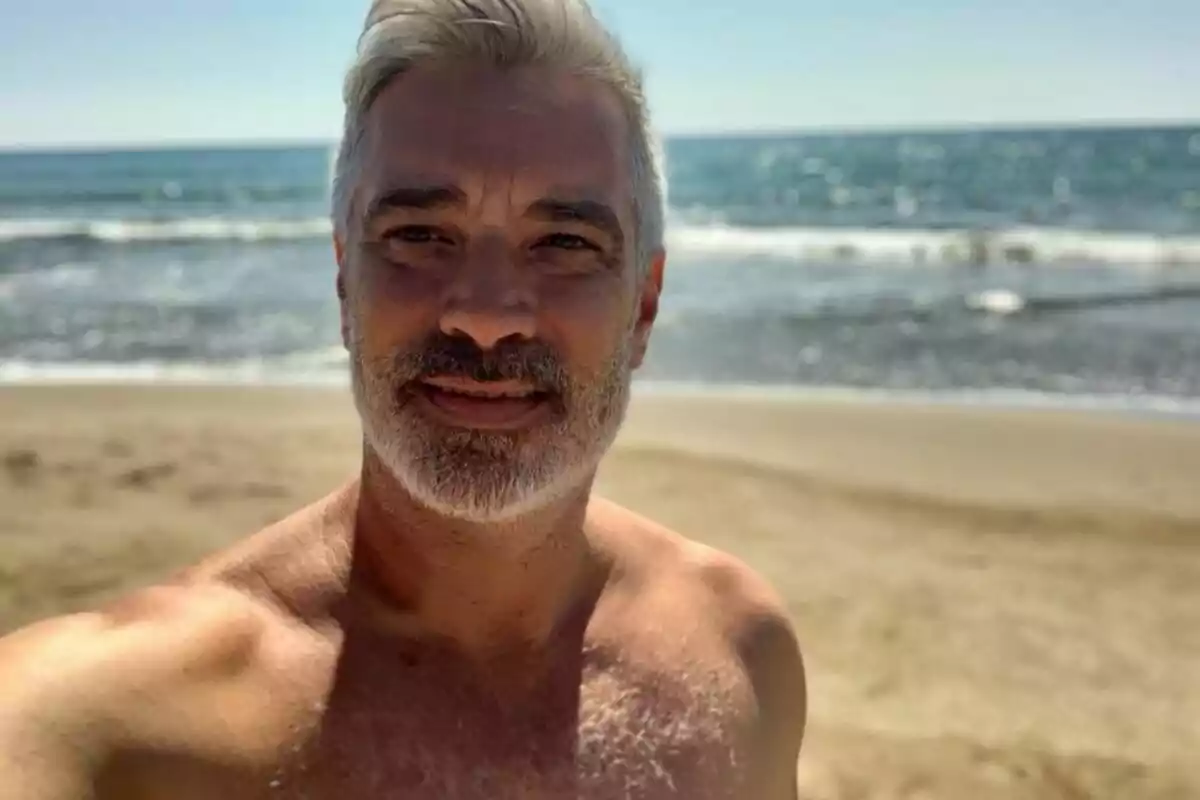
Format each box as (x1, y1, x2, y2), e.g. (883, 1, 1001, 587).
(1, 384, 1197, 799)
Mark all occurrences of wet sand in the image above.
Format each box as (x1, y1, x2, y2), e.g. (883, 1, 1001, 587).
(1, 384, 1197, 798)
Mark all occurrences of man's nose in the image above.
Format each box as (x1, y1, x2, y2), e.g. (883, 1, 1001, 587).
(439, 243, 536, 350)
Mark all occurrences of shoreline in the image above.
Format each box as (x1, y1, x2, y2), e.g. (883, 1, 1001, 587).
(4, 382, 1199, 518)
(3, 372, 1200, 422)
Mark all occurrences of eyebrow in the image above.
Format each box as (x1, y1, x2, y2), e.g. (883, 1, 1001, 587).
(527, 197, 625, 248)
(361, 184, 467, 225)
(360, 185, 626, 247)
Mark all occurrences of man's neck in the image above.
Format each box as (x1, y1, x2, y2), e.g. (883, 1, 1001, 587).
(347, 451, 608, 662)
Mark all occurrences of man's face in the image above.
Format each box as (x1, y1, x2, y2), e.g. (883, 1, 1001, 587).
(336, 64, 663, 521)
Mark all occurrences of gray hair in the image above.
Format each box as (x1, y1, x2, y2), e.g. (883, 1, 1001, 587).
(330, 0, 666, 273)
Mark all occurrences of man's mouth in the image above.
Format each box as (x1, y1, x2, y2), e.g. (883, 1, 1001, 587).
(412, 375, 555, 430)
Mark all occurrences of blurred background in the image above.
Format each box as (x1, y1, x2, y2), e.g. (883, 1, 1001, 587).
(2, 1, 1199, 403)
(1, 2, 1198, 798)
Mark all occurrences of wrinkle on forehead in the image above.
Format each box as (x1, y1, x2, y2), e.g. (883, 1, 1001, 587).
(356, 65, 633, 230)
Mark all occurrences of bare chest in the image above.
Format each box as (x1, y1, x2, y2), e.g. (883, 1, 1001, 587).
(262, 651, 749, 800)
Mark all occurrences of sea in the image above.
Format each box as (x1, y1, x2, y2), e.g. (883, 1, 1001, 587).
(3, 125, 1200, 414)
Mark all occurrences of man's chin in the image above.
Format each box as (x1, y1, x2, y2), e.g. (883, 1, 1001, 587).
(369, 429, 603, 521)
(401, 466, 565, 523)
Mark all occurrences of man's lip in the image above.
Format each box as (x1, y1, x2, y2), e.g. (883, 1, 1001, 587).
(411, 379, 555, 431)
(417, 376, 546, 398)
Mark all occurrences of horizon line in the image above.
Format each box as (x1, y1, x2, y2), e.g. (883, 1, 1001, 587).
(2, 117, 1197, 155)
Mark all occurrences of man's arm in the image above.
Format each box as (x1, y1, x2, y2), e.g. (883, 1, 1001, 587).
(736, 605, 806, 800)
(0, 615, 111, 800)
(0, 738, 96, 800)
(0, 583, 277, 799)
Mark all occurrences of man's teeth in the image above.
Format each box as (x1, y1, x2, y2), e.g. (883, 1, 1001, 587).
(435, 386, 535, 399)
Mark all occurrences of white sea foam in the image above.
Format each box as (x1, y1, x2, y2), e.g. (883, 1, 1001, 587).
(666, 224, 1200, 267)
(4, 215, 1200, 267)
(0, 217, 333, 243)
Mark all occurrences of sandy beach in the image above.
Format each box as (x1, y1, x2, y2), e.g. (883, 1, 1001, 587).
(1, 384, 1197, 799)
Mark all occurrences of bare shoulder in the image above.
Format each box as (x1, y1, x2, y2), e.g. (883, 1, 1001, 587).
(597, 499, 801, 649)
(0, 580, 273, 721)
(678, 539, 806, 703)
(596, 501, 806, 796)
(0, 495, 352, 797)
(679, 539, 806, 798)
(0, 581, 279, 798)
(0, 487, 353, 732)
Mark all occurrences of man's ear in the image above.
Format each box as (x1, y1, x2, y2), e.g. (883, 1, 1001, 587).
(334, 229, 346, 271)
(630, 249, 666, 369)
(334, 233, 351, 350)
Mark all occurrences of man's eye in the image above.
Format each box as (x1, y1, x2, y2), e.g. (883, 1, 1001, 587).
(383, 226, 448, 244)
(535, 233, 599, 251)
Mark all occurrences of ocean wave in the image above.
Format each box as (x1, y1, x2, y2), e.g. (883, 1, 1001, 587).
(666, 224, 1200, 267)
(0, 217, 333, 244)
(654, 284, 1200, 327)
(0, 184, 324, 208)
(4, 215, 1200, 267)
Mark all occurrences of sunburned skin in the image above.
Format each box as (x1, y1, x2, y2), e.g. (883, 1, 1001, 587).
(10, 490, 799, 800)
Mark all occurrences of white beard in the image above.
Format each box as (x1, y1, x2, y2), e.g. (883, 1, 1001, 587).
(349, 333, 632, 523)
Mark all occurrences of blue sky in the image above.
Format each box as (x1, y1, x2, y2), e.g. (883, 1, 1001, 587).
(1, 0, 1197, 148)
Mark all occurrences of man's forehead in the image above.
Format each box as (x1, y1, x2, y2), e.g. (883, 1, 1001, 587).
(366, 63, 629, 135)
(359, 65, 633, 209)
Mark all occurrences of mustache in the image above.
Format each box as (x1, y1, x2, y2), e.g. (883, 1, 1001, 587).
(395, 333, 568, 391)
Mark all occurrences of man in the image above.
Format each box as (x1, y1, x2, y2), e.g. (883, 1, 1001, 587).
(0, 1, 805, 797)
